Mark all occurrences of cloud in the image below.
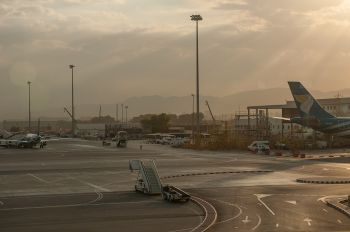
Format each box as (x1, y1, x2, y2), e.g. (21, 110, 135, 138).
(2, 0, 350, 119)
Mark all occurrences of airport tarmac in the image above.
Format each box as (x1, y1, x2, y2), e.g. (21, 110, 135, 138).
(0, 139, 349, 231)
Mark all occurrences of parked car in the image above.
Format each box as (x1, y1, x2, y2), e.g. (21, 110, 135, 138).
(248, 141, 270, 152)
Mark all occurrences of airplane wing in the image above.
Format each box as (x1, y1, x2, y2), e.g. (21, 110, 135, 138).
(273, 116, 291, 121)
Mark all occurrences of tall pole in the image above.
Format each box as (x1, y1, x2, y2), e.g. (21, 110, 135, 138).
(191, 14, 203, 145)
(125, 105, 128, 127)
(121, 103, 124, 124)
(27, 81, 31, 132)
(116, 104, 118, 122)
(191, 94, 194, 143)
(69, 64, 75, 136)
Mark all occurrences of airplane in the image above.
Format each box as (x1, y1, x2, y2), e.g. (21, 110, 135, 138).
(0, 133, 47, 149)
(279, 81, 350, 138)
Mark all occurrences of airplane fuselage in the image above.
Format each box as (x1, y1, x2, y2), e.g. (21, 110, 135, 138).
(291, 117, 350, 138)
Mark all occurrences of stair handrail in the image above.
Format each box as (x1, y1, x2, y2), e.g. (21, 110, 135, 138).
(151, 160, 162, 190)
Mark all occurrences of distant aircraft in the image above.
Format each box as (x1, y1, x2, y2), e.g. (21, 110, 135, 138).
(0, 133, 47, 149)
(278, 81, 350, 138)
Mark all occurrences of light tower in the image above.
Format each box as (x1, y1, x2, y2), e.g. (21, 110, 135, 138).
(27, 81, 32, 132)
(69, 64, 75, 136)
(190, 14, 203, 144)
(125, 105, 128, 126)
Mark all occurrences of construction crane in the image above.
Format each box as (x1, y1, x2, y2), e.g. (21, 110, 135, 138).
(205, 100, 216, 122)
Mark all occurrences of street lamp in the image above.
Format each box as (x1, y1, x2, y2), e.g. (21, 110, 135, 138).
(191, 14, 203, 145)
(121, 103, 124, 124)
(27, 81, 31, 132)
(125, 105, 128, 127)
(69, 64, 75, 136)
(191, 94, 195, 143)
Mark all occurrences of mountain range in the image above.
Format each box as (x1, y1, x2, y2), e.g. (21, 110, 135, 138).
(2, 87, 350, 121)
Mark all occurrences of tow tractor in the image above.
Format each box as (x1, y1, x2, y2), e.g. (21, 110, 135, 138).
(162, 185, 190, 202)
(129, 159, 191, 203)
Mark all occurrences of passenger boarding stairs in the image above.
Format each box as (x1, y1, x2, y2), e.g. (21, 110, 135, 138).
(129, 160, 162, 194)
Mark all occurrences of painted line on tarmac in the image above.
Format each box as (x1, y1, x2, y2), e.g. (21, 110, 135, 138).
(89, 191, 103, 204)
(190, 196, 217, 232)
(167, 227, 194, 232)
(0, 200, 158, 211)
(254, 194, 275, 216)
(27, 173, 50, 184)
(65, 175, 111, 192)
(210, 198, 242, 225)
(251, 214, 261, 231)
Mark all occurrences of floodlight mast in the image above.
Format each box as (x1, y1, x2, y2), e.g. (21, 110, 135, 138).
(27, 81, 31, 132)
(190, 14, 203, 145)
(69, 64, 75, 136)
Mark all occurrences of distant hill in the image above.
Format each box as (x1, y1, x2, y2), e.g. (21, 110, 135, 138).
(2, 87, 350, 120)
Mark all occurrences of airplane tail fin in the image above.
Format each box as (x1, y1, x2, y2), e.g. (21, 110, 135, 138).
(288, 81, 334, 119)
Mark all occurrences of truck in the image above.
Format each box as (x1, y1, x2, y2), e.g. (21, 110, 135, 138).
(162, 185, 190, 202)
(116, 131, 127, 148)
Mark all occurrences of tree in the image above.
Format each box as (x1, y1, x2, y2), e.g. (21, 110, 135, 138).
(90, 115, 115, 123)
(10, 126, 20, 132)
(174, 113, 204, 125)
(130, 114, 154, 123)
(140, 113, 170, 133)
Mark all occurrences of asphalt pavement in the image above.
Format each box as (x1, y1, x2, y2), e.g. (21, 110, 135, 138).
(0, 139, 349, 231)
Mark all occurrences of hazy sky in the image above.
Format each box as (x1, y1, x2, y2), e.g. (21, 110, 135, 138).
(2, 0, 350, 118)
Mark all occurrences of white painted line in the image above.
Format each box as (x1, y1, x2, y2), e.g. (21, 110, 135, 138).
(317, 195, 347, 203)
(254, 194, 275, 216)
(242, 216, 250, 224)
(0, 200, 158, 211)
(322, 208, 328, 213)
(167, 228, 193, 232)
(285, 200, 296, 205)
(252, 214, 261, 231)
(337, 219, 342, 224)
(212, 198, 242, 225)
(304, 218, 312, 226)
(27, 173, 50, 184)
(66, 175, 110, 192)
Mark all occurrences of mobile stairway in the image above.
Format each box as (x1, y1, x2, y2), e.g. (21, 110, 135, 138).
(129, 160, 162, 195)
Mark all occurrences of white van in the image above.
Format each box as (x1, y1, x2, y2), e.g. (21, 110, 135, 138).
(248, 141, 270, 152)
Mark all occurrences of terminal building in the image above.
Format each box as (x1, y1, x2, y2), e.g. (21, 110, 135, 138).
(234, 97, 350, 139)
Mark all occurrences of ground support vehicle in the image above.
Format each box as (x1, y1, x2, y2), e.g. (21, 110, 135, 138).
(162, 185, 190, 202)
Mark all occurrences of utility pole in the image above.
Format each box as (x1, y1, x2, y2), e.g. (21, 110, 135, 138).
(27, 81, 31, 132)
(121, 103, 124, 124)
(69, 64, 75, 136)
(99, 105, 102, 120)
(191, 94, 195, 143)
(116, 104, 118, 122)
(191, 14, 203, 145)
(125, 105, 128, 127)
